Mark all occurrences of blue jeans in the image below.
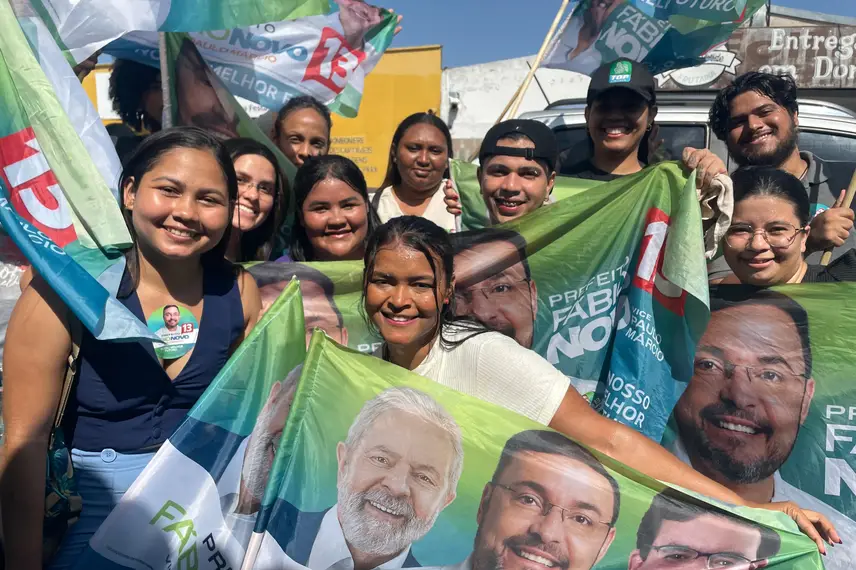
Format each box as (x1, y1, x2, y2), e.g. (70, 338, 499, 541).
(48, 448, 156, 570)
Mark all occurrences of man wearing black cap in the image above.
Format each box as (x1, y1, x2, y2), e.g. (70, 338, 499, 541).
(476, 119, 559, 225)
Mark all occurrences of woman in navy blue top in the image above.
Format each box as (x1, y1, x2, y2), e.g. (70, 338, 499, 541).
(1, 127, 261, 569)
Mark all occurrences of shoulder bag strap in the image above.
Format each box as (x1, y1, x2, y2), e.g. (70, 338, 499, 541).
(53, 316, 82, 432)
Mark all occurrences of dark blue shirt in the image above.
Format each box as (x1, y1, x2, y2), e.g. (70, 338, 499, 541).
(67, 265, 244, 452)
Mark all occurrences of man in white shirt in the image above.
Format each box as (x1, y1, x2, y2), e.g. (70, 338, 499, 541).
(628, 490, 780, 570)
(671, 289, 854, 569)
(259, 387, 464, 570)
(453, 229, 537, 349)
(430, 430, 619, 570)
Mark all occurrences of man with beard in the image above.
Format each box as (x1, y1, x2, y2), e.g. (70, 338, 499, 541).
(698, 72, 855, 278)
(629, 490, 780, 570)
(433, 430, 619, 570)
(156, 305, 181, 335)
(671, 289, 855, 569)
(261, 387, 463, 570)
(453, 229, 537, 349)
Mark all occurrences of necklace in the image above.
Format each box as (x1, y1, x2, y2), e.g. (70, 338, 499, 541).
(797, 160, 809, 181)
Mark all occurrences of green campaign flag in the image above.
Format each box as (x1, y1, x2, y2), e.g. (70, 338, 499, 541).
(251, 162, 710, 442)
(77, 279, 308, 569)
(662, 283, 856, 570)
(247, 332, 823, 569)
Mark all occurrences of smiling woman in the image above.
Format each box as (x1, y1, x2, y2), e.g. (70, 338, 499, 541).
(722, 166, 856, 285)
(0, 128, 262, 569)
(285, 154, 381, 262)
(223, 138, 287, 262)
(372, 113, 456, 232)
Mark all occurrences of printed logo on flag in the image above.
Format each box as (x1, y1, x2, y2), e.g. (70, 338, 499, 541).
(303, 27, 367, 95)
(0, 128, 77, 247)
(608, 60, 633, 84)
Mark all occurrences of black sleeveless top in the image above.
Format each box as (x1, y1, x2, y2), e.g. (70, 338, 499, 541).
(67, 265, 244, 452)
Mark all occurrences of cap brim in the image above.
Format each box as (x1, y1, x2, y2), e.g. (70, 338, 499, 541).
(588, 85, 653, 104)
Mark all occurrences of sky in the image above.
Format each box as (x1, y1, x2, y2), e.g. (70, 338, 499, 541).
(381, 0, 856, 68)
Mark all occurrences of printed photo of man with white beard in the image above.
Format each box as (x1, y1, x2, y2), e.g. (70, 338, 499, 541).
(257, 386, 464, 570)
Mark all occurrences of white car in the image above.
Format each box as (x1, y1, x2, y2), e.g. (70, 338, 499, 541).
(519, 94, 856, 171)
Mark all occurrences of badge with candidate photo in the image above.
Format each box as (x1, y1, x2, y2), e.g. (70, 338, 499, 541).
(148, 304, 199, 360)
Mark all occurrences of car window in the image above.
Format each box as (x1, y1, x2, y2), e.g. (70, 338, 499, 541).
(554, 124, 707, 172)
(798, 130, 856, 163)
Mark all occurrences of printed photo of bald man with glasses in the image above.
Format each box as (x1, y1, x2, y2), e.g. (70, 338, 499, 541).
(670, 289, 855, 570)
(453, 229, 538, 349)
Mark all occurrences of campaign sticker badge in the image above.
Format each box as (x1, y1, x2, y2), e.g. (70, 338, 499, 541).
(148, 304, 199, 360)
(609, 60, 632, 84)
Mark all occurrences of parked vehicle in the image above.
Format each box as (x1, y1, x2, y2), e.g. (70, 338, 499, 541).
(519, 93, 856, 170)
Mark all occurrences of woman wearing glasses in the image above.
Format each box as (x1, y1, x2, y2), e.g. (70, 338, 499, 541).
(722, 166, 856, 285)
(223, 138, 287, 262)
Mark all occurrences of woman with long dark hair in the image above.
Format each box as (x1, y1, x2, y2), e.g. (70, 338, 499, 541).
(223, 138, 287, 262)
(283, 154, 380, 262)
(0, 128, 261, 569)
(372, 112, 456, 231)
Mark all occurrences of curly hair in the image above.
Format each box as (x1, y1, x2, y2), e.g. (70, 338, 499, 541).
(109, 59, 162, 132)
(709, 72, 799, 141)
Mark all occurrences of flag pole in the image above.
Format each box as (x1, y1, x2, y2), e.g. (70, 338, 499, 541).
(820, 170, 856, 266)
(506, 0, 571, 120)
(158, 32, 173, 128)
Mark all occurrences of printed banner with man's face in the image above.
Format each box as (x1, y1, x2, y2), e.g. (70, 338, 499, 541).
(542, 0, 766, 76)
(106, 0, 397, 117)
(661, 284, 856, 569)
(247, 332, 823, 570)
(250, 162, 710, 442)
(75, 280, 307, 570)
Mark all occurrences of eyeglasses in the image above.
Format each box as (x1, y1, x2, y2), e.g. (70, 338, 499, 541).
(724, 223, 806, 249)
(648, 545, 753, 568)
(454, 279, 531, 308)
(237, 176, 276, 196)
(693, 357, 808, 396)
(491, 483, 612, 537)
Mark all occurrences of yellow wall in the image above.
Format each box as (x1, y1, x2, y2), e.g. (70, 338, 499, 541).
(83, 46, 442, 188)
(329, 45, 442, 188)
(82, 63, 121, 125)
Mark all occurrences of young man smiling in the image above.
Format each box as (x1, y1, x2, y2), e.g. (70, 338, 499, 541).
(476, 119, 558, 226)
(698, 72, 856, 278)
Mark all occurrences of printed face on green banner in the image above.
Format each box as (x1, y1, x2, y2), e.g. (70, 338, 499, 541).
(662, 285, 856, 570)
(253, 333, 818, 570)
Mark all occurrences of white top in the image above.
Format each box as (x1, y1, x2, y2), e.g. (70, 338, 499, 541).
(306, 505, 413, 570)
(671, 437, 855, 570)
(372, 184, 457, 232)
(380, 328, 570, 425)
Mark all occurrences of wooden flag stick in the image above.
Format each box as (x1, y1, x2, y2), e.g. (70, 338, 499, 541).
(820, 169, 856, 266)
(507, 0, 571, 120)
(158, 32, 173, 129)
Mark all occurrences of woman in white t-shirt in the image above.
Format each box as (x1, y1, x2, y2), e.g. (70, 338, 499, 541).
(362, 215, 840, 552)
(371, 113, 456, 232)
